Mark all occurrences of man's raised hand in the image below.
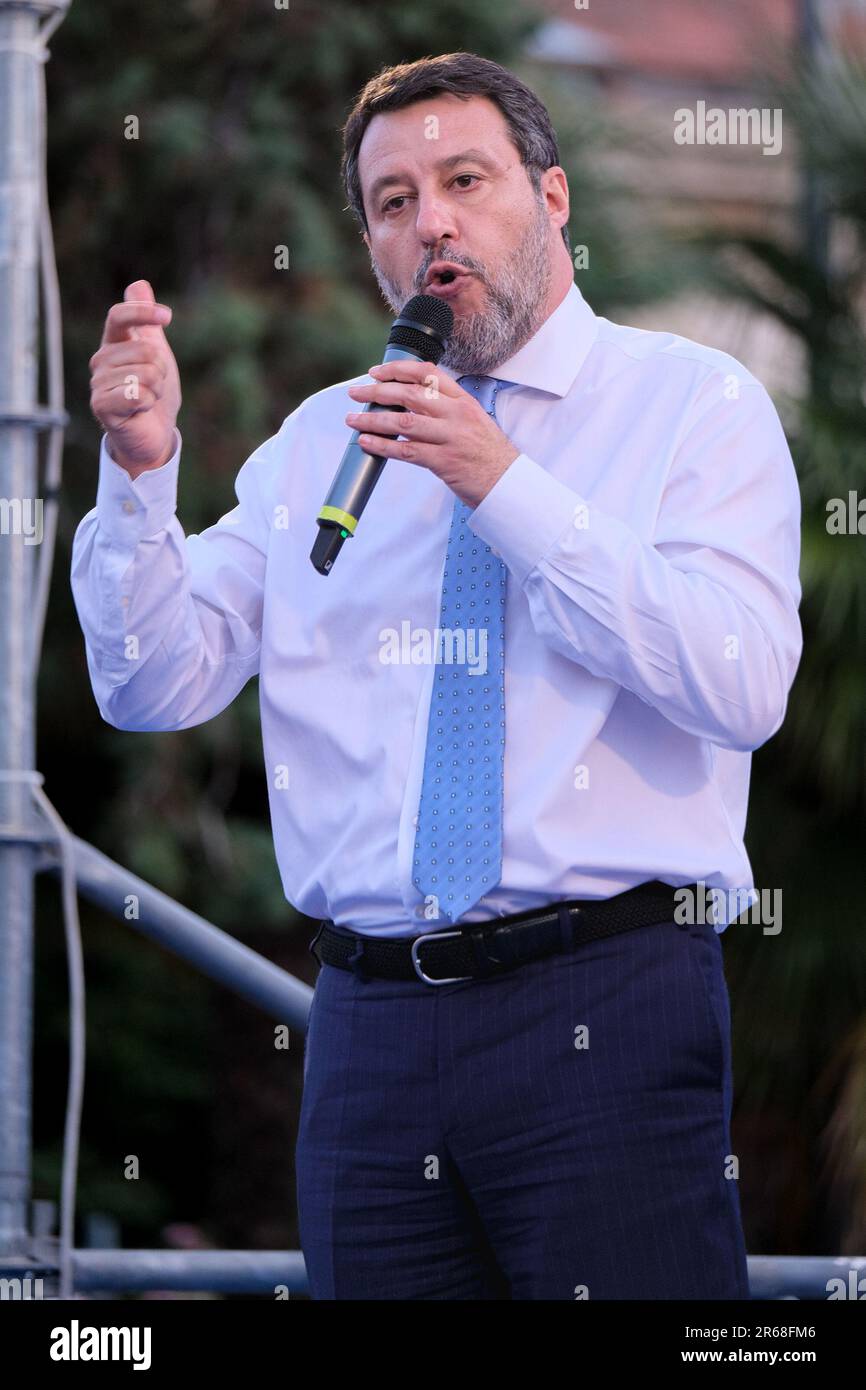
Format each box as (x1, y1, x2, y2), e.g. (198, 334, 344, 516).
(89, 279, 181, 477)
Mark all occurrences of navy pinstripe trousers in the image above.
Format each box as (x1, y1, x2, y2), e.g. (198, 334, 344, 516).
(295, 916, 751, 1300)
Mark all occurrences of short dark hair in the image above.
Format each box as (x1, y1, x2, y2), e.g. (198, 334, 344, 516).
(341, 51, 571, 255)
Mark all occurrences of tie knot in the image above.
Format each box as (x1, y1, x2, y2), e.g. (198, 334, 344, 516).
(457, 374, 512, 418)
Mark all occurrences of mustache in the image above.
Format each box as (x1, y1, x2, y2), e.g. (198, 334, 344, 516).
(415, 257, 486, 292)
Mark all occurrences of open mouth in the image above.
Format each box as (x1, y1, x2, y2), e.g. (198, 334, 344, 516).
(425, 268, 474, 299)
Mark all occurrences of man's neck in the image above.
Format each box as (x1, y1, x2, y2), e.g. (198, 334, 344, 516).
(536, 250, 576, 331)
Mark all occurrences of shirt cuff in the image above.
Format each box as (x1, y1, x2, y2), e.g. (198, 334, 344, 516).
(466, 452, 585, 586)
(96, 428, 182, 543)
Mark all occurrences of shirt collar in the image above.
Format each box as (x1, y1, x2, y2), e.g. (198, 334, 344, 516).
(439, 280, 598, 398)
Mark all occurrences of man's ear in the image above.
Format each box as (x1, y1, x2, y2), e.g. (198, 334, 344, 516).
(541, 166, 570, 235)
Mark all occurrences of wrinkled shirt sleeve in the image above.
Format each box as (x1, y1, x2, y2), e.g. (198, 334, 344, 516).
(70, 422, 287, 732)
(467, 378, 803, 752)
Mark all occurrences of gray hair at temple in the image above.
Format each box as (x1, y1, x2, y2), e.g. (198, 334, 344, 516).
(340, 51, 572, 256)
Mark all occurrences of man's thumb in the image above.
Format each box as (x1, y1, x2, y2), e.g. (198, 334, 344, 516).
(125, 279, 155, 304)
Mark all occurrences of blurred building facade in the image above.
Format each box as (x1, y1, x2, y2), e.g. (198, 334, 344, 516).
(525, 0, 866, 394)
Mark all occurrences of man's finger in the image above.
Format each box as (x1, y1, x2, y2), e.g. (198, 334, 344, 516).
(368, 359, 461, 395)
(89, 341, 168, 373)
(348, 380, 445, 415)
(126, 278, 155, 303)
(101, 291, 171, 345)
(349, 408, 445, 444)
(355, 430, 437, 465)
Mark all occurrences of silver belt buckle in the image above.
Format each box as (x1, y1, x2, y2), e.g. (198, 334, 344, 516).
(411, 929, 473, 985)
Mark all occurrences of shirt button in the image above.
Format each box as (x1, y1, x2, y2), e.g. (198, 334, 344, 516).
(121, 500, 137, 515)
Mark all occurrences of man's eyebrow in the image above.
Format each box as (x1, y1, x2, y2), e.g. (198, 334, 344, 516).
(367, 148, 501, 207)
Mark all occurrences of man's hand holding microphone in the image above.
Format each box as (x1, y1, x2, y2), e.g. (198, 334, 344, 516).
(89, 278, 180, 480)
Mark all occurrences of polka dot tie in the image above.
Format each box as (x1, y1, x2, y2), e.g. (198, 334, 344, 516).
(411, 374, 513, 925)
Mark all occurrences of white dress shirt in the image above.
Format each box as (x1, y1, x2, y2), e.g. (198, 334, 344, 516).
(70, 281, 802, 936)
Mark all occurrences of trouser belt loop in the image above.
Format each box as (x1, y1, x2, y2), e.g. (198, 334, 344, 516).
(308, 921, 326, 967)
(556, 901, 574, 953)
(347, 938, 371, 983)
(469, 924, 505, 977)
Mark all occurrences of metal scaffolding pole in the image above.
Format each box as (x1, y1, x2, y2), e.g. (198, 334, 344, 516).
(42, 835, 313, 1030)
(0, 0, 69, 1258)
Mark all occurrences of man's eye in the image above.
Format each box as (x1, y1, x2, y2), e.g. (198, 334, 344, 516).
(382, 175, 480, 214)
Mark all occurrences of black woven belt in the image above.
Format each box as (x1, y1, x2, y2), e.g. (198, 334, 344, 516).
(308, 879, 694, 985)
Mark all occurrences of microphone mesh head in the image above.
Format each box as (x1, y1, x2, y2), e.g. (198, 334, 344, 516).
(388, 293, 454, 363)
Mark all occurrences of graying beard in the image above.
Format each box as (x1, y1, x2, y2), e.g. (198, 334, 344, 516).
(370, 198, 553, 378)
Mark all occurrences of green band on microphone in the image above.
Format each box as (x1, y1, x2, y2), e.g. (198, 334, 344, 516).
(317, 505, 358, 534)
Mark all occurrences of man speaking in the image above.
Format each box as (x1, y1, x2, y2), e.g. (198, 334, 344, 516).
(72, 52, 802, 1300)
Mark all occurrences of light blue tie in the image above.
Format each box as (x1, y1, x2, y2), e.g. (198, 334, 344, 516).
(412, 374, 513, 925)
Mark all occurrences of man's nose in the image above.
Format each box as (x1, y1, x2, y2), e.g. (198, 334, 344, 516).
(414, 189, 458, 248)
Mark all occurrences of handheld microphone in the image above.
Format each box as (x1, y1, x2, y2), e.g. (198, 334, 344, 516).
(310, 293, 454, 575)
